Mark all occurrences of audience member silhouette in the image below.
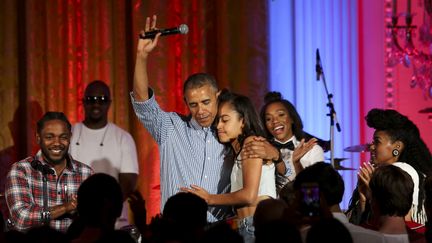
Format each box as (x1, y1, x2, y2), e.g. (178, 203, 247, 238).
(293, 162, 385, 243)
(0, 211, 4, 242)
(253, 198, 287, 229)
(255, 219, 301, 243)
(253, 198, 301, 243)
(127, 190, 147, 237)
(163, 192, 208, 229)
(95, 229, 136, 243)
(26, 225, 69, 243)
(292, 164, 334, 238)
(154, 192, 208, 243)
(200, 222, 243, 243)
(369, 165, 417, 242)
(306, 217, 353, 243)
(67, 173, 133, 243)
(278, 180, 299, 210)
(3, 230, 26, 243)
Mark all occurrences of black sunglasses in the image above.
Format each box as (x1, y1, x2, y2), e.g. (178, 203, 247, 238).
(84, 96, 111, 105)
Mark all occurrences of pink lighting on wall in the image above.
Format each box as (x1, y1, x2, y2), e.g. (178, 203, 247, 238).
(387, 0, 432, 100)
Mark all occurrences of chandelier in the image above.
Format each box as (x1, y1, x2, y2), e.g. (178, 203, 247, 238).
(386, 0, 432, 99)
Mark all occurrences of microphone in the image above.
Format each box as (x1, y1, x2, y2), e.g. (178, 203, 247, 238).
(30, 158, 54, 175)
(139, 24, 189, 39)
(316, 49, 322, 81)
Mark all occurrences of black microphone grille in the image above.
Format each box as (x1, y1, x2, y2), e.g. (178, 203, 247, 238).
(178, 24, 189, 34)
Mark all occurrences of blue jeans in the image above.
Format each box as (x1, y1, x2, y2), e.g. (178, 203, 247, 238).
(237, 216, 255, 243)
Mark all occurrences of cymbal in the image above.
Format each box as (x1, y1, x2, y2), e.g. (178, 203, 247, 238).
(419, 107, 432, 113)
(326, 158, 348, 162)
(334, 165, 356, 171)
(344, 144, 370, 152)
(332, 158, 356, 170)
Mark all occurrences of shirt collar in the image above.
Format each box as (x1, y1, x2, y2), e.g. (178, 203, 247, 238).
(35, 150, 76, 173)
(274, 135, 296, 144)
(190, 118, 212, 132)
(332, 212, 349, 224)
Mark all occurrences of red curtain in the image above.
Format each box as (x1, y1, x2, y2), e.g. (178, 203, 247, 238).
(0, 0, 269, 220)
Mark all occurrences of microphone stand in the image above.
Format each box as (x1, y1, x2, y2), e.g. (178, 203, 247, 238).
(42, 173, 50, 225)
(316, 49, 341, 168)
(31, 158, 51, 225)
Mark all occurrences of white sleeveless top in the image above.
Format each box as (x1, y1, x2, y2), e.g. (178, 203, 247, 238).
(230, 155, 277, 199)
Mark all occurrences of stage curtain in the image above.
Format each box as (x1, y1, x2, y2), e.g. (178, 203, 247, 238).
(0, 0, 268, 220)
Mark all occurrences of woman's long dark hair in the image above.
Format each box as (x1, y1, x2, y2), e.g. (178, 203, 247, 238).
(259, 91, 305, 140)
(214, 89, 266, 155)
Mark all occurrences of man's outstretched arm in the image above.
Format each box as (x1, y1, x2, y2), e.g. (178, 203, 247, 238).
(133, 15, 161, 101)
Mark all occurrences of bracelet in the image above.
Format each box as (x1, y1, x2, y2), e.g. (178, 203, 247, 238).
(272, 151, 284, 165)
(41, 210, 51, 223)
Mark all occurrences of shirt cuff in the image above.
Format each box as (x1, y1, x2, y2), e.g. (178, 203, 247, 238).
(130, 88, 156, 110)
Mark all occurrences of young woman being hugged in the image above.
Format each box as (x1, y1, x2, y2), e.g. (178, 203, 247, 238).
(182, 89, 276, 243)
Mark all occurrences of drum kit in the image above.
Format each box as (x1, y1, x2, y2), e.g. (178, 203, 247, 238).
(419, 107, 432, 120)
(419, 107, 432, 114)
(331, 143, 371, 171)
(343, 144, 370, 153)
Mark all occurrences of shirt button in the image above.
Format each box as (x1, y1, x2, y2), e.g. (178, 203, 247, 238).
(57, 191, 61, 195)
(207, 157, 211, 160)
(204, 175, 208, 179)
(207, 140, 210, 143)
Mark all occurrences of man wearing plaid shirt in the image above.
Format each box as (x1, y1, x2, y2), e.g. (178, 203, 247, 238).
(5, 112, 93, 232)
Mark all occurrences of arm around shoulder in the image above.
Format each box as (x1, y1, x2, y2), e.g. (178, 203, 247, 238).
(208, 137, 262, 206)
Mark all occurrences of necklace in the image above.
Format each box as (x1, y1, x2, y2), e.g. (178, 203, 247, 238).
(75, 123, 109, 146)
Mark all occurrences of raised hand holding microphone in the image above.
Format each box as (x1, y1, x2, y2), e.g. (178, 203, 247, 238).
(134, 15, 161, 101)
(134, 15, 188, 100)
(137, 15, 161, 59)
(139, 24, 188, 39)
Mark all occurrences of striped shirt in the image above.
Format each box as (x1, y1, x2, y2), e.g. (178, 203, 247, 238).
(131, 90, 231, 221)
(5, 153, 93, 232)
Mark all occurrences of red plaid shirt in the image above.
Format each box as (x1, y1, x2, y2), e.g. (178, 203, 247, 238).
(5, 153, 93, 232)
